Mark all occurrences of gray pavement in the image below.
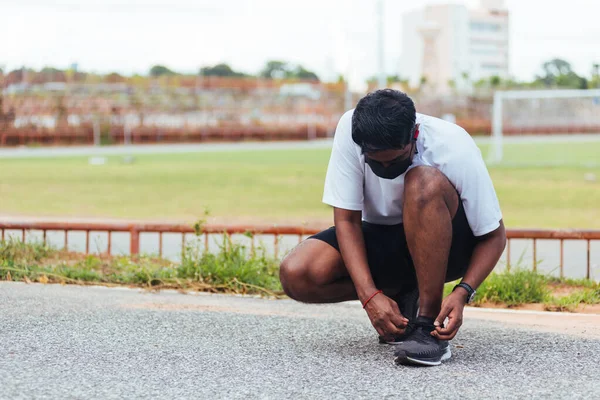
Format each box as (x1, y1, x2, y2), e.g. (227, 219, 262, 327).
(1, 282, 599, 399)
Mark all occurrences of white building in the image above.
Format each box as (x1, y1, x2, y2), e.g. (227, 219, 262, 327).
(400, 0, 510, 94)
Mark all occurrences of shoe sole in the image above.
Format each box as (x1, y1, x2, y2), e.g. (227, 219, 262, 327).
(395, 346, 451, 367)
(381, 338, 406, 345)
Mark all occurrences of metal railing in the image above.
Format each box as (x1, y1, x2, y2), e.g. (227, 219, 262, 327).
(0, 124, 333, 147)
(0, 221, 318, 260)
(1, 221, 599, 279)
(505, 229, 600, 279)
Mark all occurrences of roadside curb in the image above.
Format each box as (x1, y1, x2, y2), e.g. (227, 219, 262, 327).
(465, 307, 600, 317)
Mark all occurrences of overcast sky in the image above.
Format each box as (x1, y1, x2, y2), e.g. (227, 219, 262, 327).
(2, 0, 599, 85)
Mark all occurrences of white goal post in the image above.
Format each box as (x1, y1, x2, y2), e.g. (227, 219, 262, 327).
(489, 89, 600, 165)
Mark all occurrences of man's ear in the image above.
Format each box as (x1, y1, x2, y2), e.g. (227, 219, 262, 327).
(413, 123, 420, 140)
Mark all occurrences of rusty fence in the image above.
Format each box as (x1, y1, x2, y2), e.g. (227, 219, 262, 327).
(1, 221, 599, 279)
(0, 221, 318, 260)
(0, 124, 333, 147)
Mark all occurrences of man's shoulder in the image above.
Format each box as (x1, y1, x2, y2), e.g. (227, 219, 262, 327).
(417, 113, 480, 166)
(338, 109, 355, 128)
(333, 109, 356, 143)
(417, 113, 468, 136)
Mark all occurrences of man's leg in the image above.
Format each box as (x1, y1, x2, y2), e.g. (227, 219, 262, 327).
(279, 238, 357, 303)
(403, 166, 460, 319)
(393, 166, 460, 366)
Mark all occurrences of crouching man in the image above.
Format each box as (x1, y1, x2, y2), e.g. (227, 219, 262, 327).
(280, 89, 506, 366)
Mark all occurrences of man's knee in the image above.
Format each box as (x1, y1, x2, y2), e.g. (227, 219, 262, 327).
(405, 166, 446, 203)
(404, 166, 457, 211)
(279, 255, 308, 300)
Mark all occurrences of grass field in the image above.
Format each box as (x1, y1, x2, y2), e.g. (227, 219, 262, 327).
(1, 141, 600, 228)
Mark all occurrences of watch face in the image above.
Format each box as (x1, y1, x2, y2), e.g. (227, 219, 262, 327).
(468, 291, 476, 304)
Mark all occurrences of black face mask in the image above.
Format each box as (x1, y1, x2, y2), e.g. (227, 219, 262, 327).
(365, 143, 415, 180)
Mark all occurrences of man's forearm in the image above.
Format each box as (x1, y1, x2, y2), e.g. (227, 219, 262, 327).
(461, 221, 507, 290)
(335, 219, 377, 302)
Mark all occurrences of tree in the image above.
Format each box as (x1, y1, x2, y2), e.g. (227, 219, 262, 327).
(502, 77, 522, 89)
(386, 75, 407, 85)
(149, 65, 176, 77)
(200, 63, 247, 78)
(489, 75, 501, 88)
(473, 78, 487, 89)
(260, 60, 319, 81)
(542, 58, 572, 78)
(293, 66, 319, 81)
(366, 74, 406, 86)
(260, 60, 288, 79)
(535, 58, 585, 88)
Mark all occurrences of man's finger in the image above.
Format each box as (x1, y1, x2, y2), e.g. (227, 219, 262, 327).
(433, 331, 458, 340)
(384, 320, 404, 336)
(390, 314, 408, 330)
(436, 316, 462, 335)
(434, 305, 451, 327)
(388, 301, 408, 324)
(390, 310, 409, 325)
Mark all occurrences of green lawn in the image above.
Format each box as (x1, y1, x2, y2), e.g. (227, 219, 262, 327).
(1, 141, 599, 228)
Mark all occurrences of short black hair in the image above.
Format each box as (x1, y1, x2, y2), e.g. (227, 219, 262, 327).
(351, 89, 416, 153)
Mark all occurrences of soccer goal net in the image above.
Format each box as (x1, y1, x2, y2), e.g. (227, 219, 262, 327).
(487, 89, 600, 167)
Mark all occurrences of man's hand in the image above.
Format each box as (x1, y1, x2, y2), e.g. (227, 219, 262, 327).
(432, 290, 466, 340)
(363, 293, 409, 341)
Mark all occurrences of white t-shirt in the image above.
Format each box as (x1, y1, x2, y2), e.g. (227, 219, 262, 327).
(322, 110, 502, 237)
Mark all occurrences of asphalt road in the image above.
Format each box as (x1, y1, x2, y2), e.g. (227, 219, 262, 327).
(1, 282, 599, 399)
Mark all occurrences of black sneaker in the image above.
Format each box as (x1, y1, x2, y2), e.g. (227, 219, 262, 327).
(393, 316, 451, 366)
(378, 287, 419, 345)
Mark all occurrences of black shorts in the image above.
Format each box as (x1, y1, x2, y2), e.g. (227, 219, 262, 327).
(309, 201, 477, 290)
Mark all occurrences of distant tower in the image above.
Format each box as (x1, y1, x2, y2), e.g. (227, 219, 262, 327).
(418, 21, 441, 92)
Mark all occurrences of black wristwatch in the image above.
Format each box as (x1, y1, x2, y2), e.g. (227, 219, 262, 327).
(453, 282, 476, 304)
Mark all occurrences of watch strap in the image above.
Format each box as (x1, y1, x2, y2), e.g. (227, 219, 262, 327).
(454, 282, 475, 303)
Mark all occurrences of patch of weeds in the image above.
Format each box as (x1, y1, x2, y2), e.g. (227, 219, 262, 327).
(178, 232, 281, 293)
(544, 287, 600, 312)
(545, 276, 599, 289)
(0, 226, 281, 296)
(4, 235, 595, 306)
(0, 238, 54, 265)
(475, 269, 550, 306)
(443, 269, 551, 307)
